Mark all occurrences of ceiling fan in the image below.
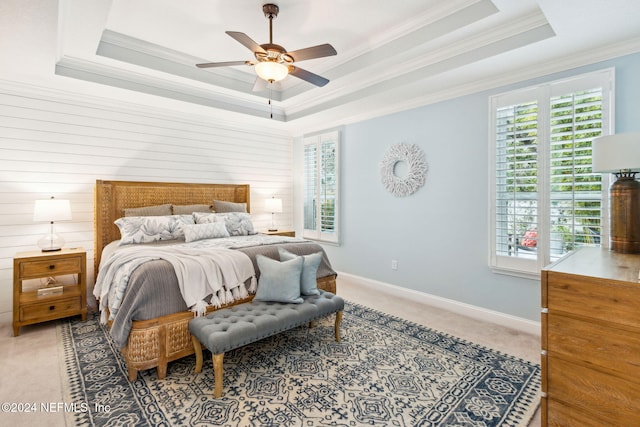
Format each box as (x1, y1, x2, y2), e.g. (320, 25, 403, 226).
(196, 3, 337, 89)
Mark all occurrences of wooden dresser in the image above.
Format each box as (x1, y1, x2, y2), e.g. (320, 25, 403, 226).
(541, 247, 640, 426)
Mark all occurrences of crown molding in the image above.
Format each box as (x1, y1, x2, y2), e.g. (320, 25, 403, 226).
(287, 38, 640, 135)
(55, 55, 287, 121)
(97, 30, 278, 101)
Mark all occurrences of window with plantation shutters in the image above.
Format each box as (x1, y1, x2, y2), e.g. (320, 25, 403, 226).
(490, 69, 613, 276)
(303, 130, 340, 244)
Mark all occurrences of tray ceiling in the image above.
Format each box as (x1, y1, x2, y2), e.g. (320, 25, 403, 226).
(54, 0, 640, 130)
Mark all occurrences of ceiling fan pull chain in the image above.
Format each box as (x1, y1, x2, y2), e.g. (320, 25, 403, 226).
(269, 84, 273, 119)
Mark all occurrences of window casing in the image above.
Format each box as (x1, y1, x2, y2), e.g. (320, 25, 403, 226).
(490, 69, 613, 276)
(303, 130, 340, 244)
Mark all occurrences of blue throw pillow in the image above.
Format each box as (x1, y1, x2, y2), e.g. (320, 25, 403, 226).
(254, 255, 304, 303)
(278, 248, 321, 296)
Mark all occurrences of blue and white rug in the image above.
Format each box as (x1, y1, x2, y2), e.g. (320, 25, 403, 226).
(61, 302, 540, 426)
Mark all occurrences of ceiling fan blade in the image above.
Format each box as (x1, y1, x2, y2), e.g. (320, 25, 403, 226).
(226, 31, 267, 54)
(252, 77, 268, 92)
(287, 44, 337, 62)
(288, 66, 330, 87)
(196, 60, 252, 68)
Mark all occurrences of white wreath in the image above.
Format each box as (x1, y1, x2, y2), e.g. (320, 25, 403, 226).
(380, 143, 427, 197)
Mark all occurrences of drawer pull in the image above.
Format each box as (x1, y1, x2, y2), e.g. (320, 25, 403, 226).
(49, 265, 55, 270)
(49, 305, 55, 311)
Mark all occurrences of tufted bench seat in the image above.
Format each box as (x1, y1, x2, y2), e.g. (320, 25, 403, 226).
(189, 291, 345, 397)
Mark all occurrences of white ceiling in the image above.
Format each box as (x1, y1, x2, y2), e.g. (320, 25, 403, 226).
(21, 0, 640, 131)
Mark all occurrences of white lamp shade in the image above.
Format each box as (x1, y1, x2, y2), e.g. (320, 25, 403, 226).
(33, 198, 72, 222)
(265, 197, 283, 213)
(592, 133, 640, 172)
(255, 61, 289, 82)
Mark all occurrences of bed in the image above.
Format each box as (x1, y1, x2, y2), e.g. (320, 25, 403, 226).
(94, 180, 337, 381)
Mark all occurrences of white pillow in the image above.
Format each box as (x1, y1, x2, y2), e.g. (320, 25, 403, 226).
(183, 222, 230, 243)
(193, 212, 257, 236)
(115, 215, 194, 245)
(192, 212, 217, 224)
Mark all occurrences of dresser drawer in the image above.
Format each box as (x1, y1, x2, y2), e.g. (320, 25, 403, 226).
(546, 271, 640, 328)
(547, 313, 640, 378)
(546, 398, 615, 427)
(19, 256, 82, 278)
(547, 356, 640, 424)
(20, 297, 81, 322)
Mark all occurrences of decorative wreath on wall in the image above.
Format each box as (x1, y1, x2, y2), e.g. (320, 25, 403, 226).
(379, 143, 427, 197)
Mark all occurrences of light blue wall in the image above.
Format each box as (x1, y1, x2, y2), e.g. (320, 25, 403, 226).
(311, 51, 640, 322)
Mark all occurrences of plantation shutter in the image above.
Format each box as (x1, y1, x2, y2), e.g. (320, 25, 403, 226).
(494, 101, 539, 260)
(319, 134, 337, 234)
(303, 130, 340, 244)
(548, 88, 604, 260)
(303, 143, 317, 232)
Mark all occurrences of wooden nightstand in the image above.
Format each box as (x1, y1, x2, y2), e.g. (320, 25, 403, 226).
(260, 230, 295, 237)
(13, 247, 87, 336)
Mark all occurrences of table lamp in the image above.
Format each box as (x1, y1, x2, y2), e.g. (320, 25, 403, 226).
(265, 196, 283, 232)
(33, 196, 72, 252)
(592, 133, 640, 253)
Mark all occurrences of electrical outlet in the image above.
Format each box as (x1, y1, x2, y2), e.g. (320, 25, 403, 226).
(391, 260, 398, 270)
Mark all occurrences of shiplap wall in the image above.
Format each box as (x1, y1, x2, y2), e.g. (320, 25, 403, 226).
(0, 81, 293, 315)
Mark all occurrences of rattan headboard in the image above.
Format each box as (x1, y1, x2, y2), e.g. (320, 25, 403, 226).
(94, 180, 250, 273)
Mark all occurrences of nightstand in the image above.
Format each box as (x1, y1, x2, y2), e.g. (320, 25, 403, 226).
(260, 230, 295, 237)
(13, 247, 87, 336)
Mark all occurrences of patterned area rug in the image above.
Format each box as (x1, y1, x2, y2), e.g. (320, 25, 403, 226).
(60, 302, 540, 426)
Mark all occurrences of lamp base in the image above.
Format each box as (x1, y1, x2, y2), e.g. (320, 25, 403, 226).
(610, 176, 640, 254)
(37, 233, 65, 253)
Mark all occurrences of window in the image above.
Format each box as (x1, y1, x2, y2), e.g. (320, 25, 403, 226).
(303, 130, 340, 244)
(490, 69, 613, 276)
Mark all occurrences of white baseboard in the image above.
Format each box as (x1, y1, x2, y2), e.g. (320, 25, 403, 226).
(0, 312, 11, 324)
(337, 271, 541, 337)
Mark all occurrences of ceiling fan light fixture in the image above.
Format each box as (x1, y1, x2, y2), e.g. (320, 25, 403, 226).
(255, 61, 288, 82)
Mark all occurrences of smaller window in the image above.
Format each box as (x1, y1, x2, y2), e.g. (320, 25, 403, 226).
(303, 130, 340, 244)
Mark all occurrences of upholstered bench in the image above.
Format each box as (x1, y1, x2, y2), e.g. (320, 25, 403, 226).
(189, 291, 345, 397)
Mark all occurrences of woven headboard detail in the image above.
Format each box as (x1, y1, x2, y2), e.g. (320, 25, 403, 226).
(94, 180, 250, 273)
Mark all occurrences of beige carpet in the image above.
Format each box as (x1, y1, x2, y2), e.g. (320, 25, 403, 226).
(0, 276, 541, 426)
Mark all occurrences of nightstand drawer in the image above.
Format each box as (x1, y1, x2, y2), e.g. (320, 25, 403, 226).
(20, 297, 81, 322)
(19, 256, 82, 278)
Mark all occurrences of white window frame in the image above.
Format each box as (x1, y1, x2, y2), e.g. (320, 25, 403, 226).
(489, 69, 614, 278)
(302, 129, 340, 244)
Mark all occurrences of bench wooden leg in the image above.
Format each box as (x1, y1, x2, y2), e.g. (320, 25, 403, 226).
(192, 335, 203, 373)
(335, 310, 343, 342)
(213, 353, 225, 398)
(128, 366, 138, 382)
(157, 362, 168, 380)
